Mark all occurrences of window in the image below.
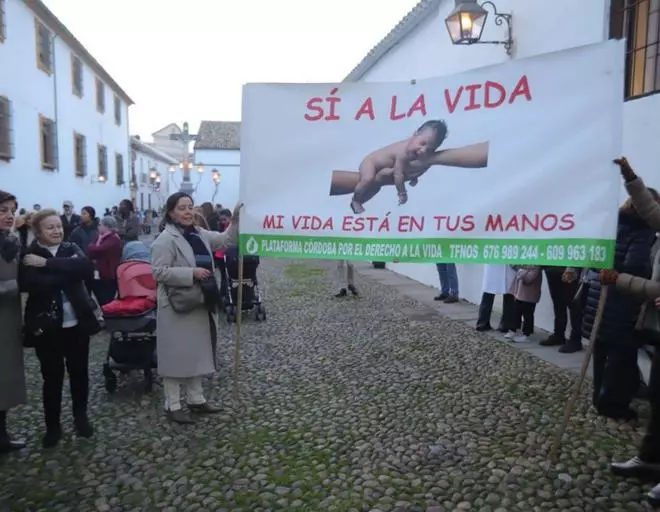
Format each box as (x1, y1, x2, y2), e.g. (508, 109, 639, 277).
(39, 115, 57, 169)
(97, 144, 108, 180)
(115, 152, 124, 185)
(35, 20, 52, 74)
(96, 78, 105, 113)
(71, 55, 83, 97)
(114, 96, 121, 125)
(0, 0, 7, 43)
(0, 96, 12, 160)
(611, 0, 660, 98)
(74, 133, 86, 177)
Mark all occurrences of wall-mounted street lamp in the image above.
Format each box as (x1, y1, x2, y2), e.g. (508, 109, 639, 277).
(445, 0, 513, 56)
(148, 168, 162, 193)
(211, 169, 221, 203)
(91, 174, 106, 184)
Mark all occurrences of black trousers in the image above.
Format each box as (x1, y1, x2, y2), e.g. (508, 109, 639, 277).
(35, 326, 90, 429)
(592, 339, 639, 414)
(545, 269, 583, 342)
(92, 279, 117, 306)
(641, 347, 660, 461)
(477, 292, 516, 330)
(514, 300, 536, 336)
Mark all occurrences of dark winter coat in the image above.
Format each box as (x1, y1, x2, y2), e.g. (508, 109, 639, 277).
(20, 241, 101, 347)
(60, 213, 81, 242)
(582, 210, 657, 345)
(69, 223, 99, 254)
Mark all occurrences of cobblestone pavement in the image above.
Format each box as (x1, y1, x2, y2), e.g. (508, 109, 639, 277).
(0, 260, 655, 511)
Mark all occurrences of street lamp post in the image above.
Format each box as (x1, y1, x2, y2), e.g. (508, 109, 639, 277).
(169, 121, 199, 194)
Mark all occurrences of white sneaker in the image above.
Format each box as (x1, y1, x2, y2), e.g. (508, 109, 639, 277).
(513, 334, 529, 343)
(503, 331, 517, 340)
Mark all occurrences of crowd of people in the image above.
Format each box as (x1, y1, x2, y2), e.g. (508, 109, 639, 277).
(0, 192, 238, 450)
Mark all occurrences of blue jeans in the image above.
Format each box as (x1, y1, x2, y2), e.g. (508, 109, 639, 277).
(436, 264, 459, 297)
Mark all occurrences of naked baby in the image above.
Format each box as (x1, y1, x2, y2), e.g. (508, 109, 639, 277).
(350, 120, 448, 214)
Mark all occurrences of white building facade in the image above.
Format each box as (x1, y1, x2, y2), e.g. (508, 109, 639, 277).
(194, 121, 240, 208)
(130, 137, 176, 213)
(346, 0, 660, 332)
(0, 0, 133, 213)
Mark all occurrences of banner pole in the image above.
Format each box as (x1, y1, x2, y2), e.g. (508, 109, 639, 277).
(549, 284, 609, 464)
(233, 206, 245, 404)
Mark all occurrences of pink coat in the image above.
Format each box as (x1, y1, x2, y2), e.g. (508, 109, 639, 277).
(509, 266, 542, 303)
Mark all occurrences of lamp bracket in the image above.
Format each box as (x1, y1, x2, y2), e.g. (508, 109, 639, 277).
(478, 1, 513, 55)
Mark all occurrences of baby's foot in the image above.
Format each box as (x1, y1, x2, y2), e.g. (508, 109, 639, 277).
(350, 200, 365, 214)
(409, 177, 418, 187)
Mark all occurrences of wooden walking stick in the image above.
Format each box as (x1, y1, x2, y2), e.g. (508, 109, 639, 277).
(549, 284, 609, 464)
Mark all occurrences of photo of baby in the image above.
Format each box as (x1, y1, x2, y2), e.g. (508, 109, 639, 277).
(328, 120, 490, 213)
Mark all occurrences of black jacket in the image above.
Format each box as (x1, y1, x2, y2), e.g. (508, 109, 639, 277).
(60, 214, 81, 242)
(20, 241, 100, 346)
(582, 210, 657, 345)
(69, 223, 99, 254)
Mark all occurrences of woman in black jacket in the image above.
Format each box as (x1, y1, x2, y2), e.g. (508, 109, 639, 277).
(69, 206, 99, 254)
(20, 209, 101, 448)
(583, 194, 659, 420)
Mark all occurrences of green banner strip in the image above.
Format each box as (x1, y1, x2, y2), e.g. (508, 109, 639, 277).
(239, 234, 615, 268)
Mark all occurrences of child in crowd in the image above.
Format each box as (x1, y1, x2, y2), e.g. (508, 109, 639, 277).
(505, 265, 543, 343)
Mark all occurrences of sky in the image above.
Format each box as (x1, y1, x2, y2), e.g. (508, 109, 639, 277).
(42, 0, 421, 139)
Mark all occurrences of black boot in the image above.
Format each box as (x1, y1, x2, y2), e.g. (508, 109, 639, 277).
(42, 425, 62, 449)
(74, 414, 94, 438)
(559, 339, 583, 354)
(335, 288, 347, 298)
(347, 284, 359, 297)
(476, 293, 494, 331)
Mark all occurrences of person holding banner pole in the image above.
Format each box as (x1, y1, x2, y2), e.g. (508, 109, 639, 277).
(580, 184, 657, 421)
(335, 260, 358, 298)
(607, 157, 660, 505)
(151, 193, 240, 424)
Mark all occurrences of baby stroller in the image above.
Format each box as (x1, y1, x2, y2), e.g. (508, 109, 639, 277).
(101, 260, 157, 393)
(223, 247, 266, 322)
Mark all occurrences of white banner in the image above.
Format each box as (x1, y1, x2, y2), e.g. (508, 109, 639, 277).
(239, 41, 624, 267)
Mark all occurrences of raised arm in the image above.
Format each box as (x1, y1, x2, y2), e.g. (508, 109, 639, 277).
(625, 177, 660, 231)
(151, 237, 194, 287)
(203, 223, 238, 252)
(615, 273, 660, 302)
(427, 141, 489, 168)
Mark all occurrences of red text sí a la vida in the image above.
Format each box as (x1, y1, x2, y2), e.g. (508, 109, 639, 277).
(303, 75, 532, 122)
(262, 213, 575, 234)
